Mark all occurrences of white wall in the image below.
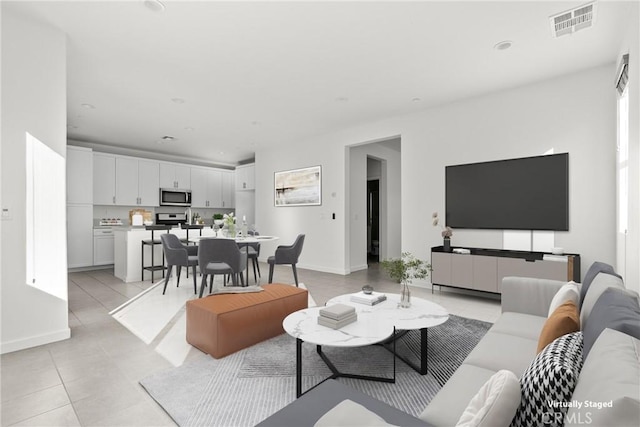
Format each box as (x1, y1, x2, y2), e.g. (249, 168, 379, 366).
(617, 2, 640, 294)
(1, 6, 70, 353)
(256, 64, 619, 285)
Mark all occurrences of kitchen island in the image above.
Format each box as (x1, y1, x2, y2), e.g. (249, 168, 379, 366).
(114, 226, 217, 283)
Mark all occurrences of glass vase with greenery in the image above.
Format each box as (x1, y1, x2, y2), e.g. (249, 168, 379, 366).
(381, 252, 431, 308)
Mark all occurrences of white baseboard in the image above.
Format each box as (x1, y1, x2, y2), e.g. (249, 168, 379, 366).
(296, 263, 350, 275)
(348, 264, 369, 273)
(0, 328, 71, 354)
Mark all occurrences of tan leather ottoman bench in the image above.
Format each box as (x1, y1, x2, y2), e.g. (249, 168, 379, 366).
(186, 283, 308, 358)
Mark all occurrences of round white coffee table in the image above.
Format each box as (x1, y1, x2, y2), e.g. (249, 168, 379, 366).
(326, 293, 449, 375)
(283, 306, 396, 397)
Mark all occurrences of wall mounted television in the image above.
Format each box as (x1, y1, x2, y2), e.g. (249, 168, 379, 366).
(445, 153, 569, 231)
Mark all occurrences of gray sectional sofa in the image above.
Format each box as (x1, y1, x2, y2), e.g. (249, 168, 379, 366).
(259, 263, 640, 426)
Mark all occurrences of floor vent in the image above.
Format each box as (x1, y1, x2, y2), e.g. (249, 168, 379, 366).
(550, 2, 596, 37)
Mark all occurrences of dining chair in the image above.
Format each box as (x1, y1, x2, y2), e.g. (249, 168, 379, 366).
(241, 241, 261, 283)
(268, 234, 305, 287)
(198, 238, 248, 298)
(160, 233, 198, 295)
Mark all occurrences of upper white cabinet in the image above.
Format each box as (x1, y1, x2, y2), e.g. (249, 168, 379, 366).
(235, 164, 255, 191)
(208, 169, 223, 208)
(138, 160, 160, 206)
(160, 163, 191, 190)
(67, 146, 93, 204)
(115, 157, 138, 205)
(115, 157, 159, 206)
(222, 170, 235, 208)
(190, 167, 234, 208)
(93, 153, 116, 205)
(190, 167, 209, 208)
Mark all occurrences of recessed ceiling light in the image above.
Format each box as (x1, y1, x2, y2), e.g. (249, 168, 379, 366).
(81, 103, 95, 109)
(171, 98, 185, 104)
(412, 97, 421, 102)
(219, 151, 225, 155)
(493, 40, 513, 51)
(144, 0, 165, 12)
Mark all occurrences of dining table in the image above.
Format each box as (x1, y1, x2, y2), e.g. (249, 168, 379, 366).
(189, 234, 279, 284)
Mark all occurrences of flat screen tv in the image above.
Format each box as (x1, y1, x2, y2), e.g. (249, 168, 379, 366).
(445, 153, 569, 231)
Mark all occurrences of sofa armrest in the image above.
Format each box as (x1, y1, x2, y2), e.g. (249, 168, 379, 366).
(501, 276, 566, 317)
(256, 380, 430, 427)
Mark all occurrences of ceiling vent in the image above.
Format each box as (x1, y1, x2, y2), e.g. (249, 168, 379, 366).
(550, 2, 597, 38)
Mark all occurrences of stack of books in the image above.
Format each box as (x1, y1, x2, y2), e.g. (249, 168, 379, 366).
(318, 303, 357, 329)
(350, 291, 387, 306)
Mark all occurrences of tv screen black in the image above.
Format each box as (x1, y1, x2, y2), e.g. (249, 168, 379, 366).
(445, 153, 569, 231)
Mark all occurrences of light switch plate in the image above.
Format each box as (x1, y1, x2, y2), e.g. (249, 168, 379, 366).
(1, 207, 12, 220)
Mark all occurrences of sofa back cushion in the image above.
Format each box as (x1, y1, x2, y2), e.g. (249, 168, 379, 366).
(582, 287, 640, 360)
(579, 262, 619, 307)
(579, 272, 624, 327)
(566, 328, 640, 427)
(537, 300, 580, 353)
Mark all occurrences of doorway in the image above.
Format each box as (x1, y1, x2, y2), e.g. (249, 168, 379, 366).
(367, 179, 380, 263)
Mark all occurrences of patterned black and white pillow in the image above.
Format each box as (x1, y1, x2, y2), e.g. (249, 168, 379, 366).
(510, 332, 583, 427)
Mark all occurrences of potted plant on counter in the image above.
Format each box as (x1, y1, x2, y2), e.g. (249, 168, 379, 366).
(381, 252, 431, 308)
(212, 213, 224, 229)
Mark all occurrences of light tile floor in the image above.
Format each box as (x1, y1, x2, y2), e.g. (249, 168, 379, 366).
(1, 262, 501, 426)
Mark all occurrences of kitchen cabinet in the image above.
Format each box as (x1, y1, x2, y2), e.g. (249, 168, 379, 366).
(67, 146, 93, 204)
(138, 160, 160, 206)
(67, 205, 94, 268)
(93, 228, 115, 265)
(93, 153, 116, 205)
(222, 170, 235, 208)
(207, 169, 223, 207)
(190, 167, 209, 208)
(115, 157, 159, 206)
(191, 167, 233, 208)
(160, 163, 191, 189)
(235, 164, 254, 191)
(116, 157, 138, 205)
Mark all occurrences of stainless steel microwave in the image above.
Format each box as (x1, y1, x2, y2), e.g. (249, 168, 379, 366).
(159, 188, 192, 206)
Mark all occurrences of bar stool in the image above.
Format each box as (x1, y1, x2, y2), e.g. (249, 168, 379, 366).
(141, 225, 172, 282)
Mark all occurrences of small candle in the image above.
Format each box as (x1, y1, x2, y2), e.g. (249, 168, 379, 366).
(243, 215, 246, 221)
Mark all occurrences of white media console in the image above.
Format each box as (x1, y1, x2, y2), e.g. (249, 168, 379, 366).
(430, 246, 581, 294)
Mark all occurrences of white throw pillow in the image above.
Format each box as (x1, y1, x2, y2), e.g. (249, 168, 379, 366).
(456, 370, 521, 427)
(548, 281, 580, 317)
(314, 399, 398, 427)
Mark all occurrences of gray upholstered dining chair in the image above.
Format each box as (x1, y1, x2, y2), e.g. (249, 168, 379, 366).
(197, 238, 247, 298)
(240, 241, 261, 283)
(268, 234, 305, 287)
(160, 233, 198, 295)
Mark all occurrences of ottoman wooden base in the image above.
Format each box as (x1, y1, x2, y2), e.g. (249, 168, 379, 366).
(186, 283, 308, 358)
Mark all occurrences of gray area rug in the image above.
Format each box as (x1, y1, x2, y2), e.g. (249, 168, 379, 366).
(140, 314, 491, 426)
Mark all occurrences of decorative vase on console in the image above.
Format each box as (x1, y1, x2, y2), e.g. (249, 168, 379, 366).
(381, 252, 431, 309)
(433, 212, 453, 253)
(443, 236, 451, 252)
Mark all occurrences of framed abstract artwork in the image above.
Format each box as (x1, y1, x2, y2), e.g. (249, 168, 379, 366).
(274, 165, 322, 206)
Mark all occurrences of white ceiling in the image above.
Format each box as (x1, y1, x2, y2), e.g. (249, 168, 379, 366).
(6, 1, 633, 167)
